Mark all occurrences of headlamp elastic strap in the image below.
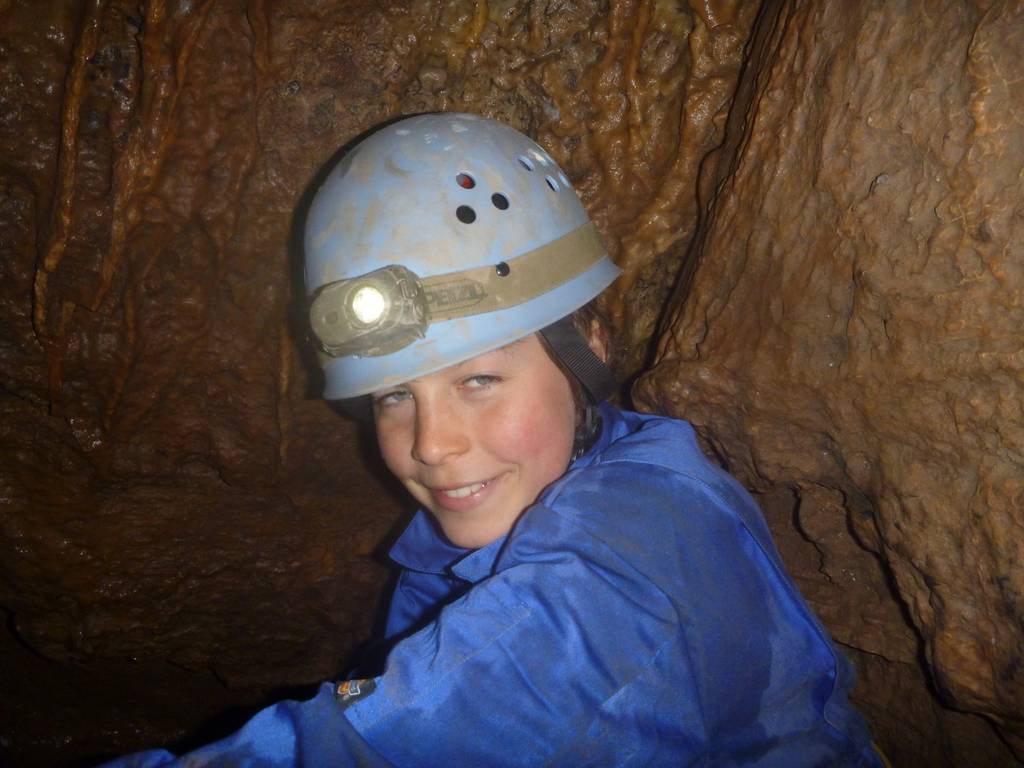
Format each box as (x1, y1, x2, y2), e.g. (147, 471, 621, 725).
(420, 222, 605, 321)
(310, 222, 607, 359)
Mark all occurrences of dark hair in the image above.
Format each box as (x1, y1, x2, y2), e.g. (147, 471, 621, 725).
(544, 298, 618, 457)
(568, 298, 616, 371)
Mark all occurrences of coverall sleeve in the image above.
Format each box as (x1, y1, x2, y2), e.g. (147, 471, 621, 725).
(103, 506, 682, 767)
(101, 682, 397, 766)
(341, 514, 683, 766)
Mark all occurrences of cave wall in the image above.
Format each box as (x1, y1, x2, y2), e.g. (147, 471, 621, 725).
(636, 0, 1024, 764)
(0, 0, 1020, 766)
(0, 0, 755, 763)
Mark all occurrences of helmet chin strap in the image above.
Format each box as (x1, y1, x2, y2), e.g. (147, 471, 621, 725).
(538, 317, 618, 405)
(539, 316, 617, 461)
(571, 403, 602, 461)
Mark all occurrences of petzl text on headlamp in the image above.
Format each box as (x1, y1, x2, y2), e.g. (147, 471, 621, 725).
(309, 222, 605, 359)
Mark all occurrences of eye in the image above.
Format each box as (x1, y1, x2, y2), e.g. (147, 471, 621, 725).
(463, 374, 501, 390)
(373, 388, 412, 407)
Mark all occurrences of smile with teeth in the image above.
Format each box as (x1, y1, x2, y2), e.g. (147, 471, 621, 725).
(439, 480, 488, 499)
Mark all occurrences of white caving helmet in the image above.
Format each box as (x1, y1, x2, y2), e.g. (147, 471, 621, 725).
(304, 112, 620, 403)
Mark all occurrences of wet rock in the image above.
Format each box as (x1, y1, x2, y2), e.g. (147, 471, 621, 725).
(1, 0, 1020, 764)
(2, 0, 756, 762)
(636, 0, 1024, 761)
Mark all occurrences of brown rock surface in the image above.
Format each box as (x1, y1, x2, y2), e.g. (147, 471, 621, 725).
(0, 0, 756, 763)
(636, 0, 1024, 763)
(1, 0, 1019, 765)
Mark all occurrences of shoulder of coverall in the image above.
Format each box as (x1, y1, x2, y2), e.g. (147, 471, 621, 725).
(530, 402, 779, 566)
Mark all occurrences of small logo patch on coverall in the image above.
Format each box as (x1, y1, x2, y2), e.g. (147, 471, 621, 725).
(335, 678, 376, 709)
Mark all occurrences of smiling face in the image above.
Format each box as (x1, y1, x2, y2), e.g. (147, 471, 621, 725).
(372, 334, 578, 548)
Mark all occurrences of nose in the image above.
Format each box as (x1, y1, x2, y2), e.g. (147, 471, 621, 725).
(411, 397, 469, 466)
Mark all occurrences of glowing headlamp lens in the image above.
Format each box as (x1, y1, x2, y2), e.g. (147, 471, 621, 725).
(350, 285, 388, 324)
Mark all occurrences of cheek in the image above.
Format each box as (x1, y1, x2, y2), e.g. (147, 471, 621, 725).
(489, 377, 577, 472)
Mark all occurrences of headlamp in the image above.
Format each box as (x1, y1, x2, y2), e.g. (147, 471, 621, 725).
(309, 265, 428, 357)
(308, 222, 606, 359)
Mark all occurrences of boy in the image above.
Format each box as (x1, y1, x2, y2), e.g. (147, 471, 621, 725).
(108, 113, 881, 766)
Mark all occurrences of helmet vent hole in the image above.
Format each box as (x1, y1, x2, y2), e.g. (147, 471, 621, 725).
(456, 205, 476, 224)
(517, 156, 534, 172)
(545, 175, 559, 192)
(456, 173, 475, 189)
(495, 262, 510, 277)
(491, 193, 509, 210)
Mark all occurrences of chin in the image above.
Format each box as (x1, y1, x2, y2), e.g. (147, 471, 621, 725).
(439, 515, 515, 549)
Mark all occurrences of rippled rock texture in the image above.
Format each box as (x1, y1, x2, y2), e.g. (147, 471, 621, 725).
(0, 0, 1020, 765)
(637, 1, 1024, 764)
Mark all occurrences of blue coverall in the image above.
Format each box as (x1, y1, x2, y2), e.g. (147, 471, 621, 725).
(107, 405, 881, 766)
